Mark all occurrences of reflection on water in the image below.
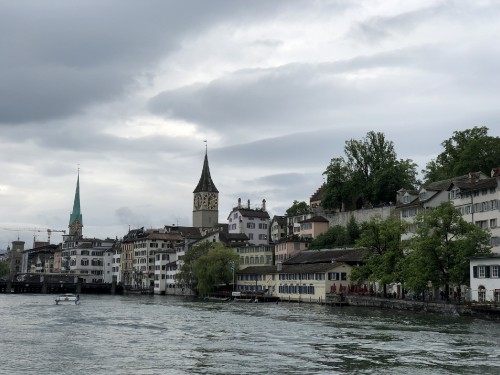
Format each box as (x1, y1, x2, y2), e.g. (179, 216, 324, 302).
(0, 294, 499, 375)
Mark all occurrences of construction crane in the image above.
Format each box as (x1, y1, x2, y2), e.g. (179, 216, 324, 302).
(47, 229, 66, 244)
(0, 227, 66, 244)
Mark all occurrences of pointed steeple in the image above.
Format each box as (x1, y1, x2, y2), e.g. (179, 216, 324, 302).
(193, 151, 218, 193)
(69, 170, 83, 237)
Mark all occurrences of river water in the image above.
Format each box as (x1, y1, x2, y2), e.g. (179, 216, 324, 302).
(0, 294, 499, 375)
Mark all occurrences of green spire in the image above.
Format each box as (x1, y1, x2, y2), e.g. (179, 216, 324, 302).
(69, 170, 83, 226)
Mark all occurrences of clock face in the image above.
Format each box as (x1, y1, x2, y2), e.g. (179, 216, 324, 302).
(207, 193, 218, 209)
(194, 193, 202, 210)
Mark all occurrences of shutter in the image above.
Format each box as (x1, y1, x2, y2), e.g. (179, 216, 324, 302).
(486, 266, 491, 278)
(473, 266, 478, 278)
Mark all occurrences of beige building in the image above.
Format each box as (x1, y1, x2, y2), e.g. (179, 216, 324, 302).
(236, 248, 364, 302)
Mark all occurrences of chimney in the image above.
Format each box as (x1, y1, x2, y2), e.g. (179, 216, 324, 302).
(262, 199, 266, 211)
(238, 198, 241, 209)
(247, 199, 251, 209)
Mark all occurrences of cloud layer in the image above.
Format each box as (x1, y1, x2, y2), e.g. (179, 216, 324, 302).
(1, 0, 499, 247)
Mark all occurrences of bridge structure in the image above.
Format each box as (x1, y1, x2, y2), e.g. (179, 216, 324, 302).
(0, 273, 122, 295)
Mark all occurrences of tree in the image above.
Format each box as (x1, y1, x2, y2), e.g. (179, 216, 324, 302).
(423, 126, 500, 183)
(176, 241, 212, 290)
(309, 216, 360, 249)
(192, 243, 239, 295)
(286, 200, 310, 216)
(350, 217, 408, 297)
(404, 201, 491, 299)
(323, 131, 418, 210)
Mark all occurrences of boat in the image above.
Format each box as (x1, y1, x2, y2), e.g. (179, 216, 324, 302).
(55, 293, 80, 305)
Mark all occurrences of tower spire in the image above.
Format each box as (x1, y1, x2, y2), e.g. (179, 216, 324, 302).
(193, 144, 218, 193)
(69, 168, 83, 237)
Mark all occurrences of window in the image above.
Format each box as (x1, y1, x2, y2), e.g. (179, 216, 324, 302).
(247, 222, 255, 229)
(492, 265, 499, 278)
(258, 223, 268, 229)
(258, 234, 267, 240)
(248, 233, 253, 240)
(476, 220, 488, 229)
(491, 219, 497, 228)
(81, 259, 89, 266)
(328, 272, 339, 280)
(479, 266, 486, 278)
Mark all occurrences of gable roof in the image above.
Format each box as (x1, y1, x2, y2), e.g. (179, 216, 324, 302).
(231, 208, 270, 219)
(299, 216, 329, 224)
(283, 248, 364, 265)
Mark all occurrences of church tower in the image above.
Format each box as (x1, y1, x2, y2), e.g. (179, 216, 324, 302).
(193, 151, 219, 229)
(68, 170, 83, 238)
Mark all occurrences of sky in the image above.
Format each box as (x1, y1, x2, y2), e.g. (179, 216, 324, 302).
(1, 0, 500, 249)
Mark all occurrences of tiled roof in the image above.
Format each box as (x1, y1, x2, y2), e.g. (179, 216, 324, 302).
(233, 208, 270, 219)
(453, 178, 497, 191)
(284, 248, 364, 265)
(310, 184, 325, 201)
(237, 262, 345, 275)
(144, 232, 184, 241)
(299, 216, 328, 223)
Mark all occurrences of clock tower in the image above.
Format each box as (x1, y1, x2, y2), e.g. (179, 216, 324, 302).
(193, 151, 219, 229)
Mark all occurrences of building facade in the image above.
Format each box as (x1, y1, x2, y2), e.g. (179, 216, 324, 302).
(228, 198, 270, 245)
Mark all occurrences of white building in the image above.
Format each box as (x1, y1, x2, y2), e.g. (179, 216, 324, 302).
(470, 256, 500, 302)
(61, 237, 116, 283)
(228, 198, 270, 246)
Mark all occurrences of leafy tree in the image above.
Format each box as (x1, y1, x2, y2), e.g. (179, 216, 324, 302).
(192, 243, 239, 295)
(286, 200, 310, 216)
(176, 241, 212, 290)
(323, 131, 418, 210)
(350, 217, 408, 297)
(404, 201, 491, 299)
(423, 126, 500, 183)
(309, 216, 360, 249)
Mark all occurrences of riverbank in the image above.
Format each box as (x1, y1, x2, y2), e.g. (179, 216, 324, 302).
(346, 295, 500, 319)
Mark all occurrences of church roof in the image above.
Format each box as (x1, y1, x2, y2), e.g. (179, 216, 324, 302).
(193, 152, 218, 193)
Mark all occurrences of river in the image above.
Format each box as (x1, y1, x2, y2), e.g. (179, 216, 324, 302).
(0, 294, 499, 375)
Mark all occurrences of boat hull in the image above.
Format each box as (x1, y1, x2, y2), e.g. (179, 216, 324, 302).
(55, 294, 80, 305)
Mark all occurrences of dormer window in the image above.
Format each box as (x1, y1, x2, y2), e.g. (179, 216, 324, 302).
(419, 190, 427, 201)
(449, 188, 460, 200)
(403, 195, 410, 204)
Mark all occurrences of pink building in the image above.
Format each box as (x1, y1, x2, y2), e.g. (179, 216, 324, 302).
(274, 236, 311, 263)
(299, 216, 329, 239)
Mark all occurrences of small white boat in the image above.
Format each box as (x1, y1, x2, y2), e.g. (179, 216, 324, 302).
(55, 293, 80, 305)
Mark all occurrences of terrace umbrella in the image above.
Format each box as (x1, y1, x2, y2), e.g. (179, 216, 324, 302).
(347, 285, 351, 294)
(338, 284, 343, 293)
(331, 283, 336, 293)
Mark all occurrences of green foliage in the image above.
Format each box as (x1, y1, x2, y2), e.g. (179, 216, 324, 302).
(286, 200, 310, 216)
(350, 217, 408, 295)
(176, 241, 212, 289)
(403, 201, 491, 297)
(423, 126, 500, 183)
(309, 216, 360, 249)
(323, 131, 418, 210)
(192, 243, 239, 295)
(0, 261, 9, 279)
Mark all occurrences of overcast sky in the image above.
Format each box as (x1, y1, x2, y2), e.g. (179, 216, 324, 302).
(1, 0, 500, 248)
